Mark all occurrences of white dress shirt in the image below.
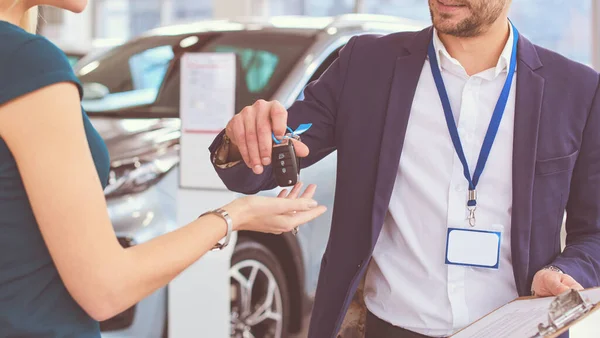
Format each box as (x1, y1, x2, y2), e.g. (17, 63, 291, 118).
(363, 25, 519, 337)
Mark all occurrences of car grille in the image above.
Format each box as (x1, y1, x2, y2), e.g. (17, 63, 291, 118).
(100, 237, 136, 332)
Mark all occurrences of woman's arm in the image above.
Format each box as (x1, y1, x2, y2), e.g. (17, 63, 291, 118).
(0, 82, 326, 321)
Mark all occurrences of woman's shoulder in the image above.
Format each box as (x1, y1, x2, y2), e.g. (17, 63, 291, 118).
(0, 21, 82, 105)
(0, 21, 71, 70)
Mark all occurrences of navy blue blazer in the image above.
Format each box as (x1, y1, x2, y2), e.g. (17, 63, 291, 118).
(210, 26, 600, 338)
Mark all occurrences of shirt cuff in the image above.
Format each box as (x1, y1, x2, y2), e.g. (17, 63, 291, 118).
(212, 133, 243, 168)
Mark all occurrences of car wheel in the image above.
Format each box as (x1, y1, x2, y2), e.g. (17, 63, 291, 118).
(230, 238, 290, 338)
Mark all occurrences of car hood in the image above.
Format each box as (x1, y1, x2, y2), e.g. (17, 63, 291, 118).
(89, 116, 181, 162)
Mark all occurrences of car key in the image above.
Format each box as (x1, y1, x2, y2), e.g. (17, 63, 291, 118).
(272, 135, 301, 187)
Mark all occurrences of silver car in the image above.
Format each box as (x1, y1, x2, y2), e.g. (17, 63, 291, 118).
(75, 14, 426, 338)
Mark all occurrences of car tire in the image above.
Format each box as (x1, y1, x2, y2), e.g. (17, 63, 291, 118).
(230, 238, 290, 338)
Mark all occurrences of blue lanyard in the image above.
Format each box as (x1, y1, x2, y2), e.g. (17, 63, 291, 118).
(272, 123, 312, 144)
(427, 22, 519, 227)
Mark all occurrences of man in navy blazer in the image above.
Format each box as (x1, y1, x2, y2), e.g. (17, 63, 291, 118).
(209, 0, 600, 337)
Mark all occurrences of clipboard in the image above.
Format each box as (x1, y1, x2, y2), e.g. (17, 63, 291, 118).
(450, 288, 600, 338)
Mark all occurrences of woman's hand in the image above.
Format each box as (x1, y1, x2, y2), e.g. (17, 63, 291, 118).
(225, 182, 326, 234)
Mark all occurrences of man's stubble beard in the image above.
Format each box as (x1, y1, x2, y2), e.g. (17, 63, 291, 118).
(430, 2, 506, 38)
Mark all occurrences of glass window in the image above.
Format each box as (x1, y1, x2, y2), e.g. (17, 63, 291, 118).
(94, 0, 213, 39)
(156, 32, 315, 113)
(305, 0, 354, 16)
(173, 0, 212, 20)
(77, 35, 186, 112)
(78, 31, 315, 114)
(65, 55, 82, 68)
(509, 0, 591, 66)
(77, 37, 178, 94)
(128, 46, 174, 91)
(269, 0, 305, 15)
(364, 0, 430, 22)
(128, 0, 162, 37)
(94, 0, 131, 39)
(213, 46, 280, 93)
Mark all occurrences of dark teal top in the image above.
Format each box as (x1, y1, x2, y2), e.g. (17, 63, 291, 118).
(0, 21, 110, 337)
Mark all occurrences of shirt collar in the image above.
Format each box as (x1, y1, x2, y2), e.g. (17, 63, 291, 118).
(431, 23, 515, 78)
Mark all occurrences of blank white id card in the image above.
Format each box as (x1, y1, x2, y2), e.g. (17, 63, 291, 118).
(445, 228, 501, 269)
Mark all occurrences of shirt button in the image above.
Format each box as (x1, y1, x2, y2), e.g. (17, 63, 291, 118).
(455, 184, 463, 192)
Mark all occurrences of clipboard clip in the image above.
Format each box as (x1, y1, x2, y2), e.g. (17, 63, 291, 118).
(532, 289, 595, 337)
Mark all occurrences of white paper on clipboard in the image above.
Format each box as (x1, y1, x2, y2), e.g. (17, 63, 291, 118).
(180, 53, 236, 134)
(179, 53, 236, 189)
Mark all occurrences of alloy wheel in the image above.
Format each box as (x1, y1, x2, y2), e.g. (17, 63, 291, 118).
(230, 259, 284, 338)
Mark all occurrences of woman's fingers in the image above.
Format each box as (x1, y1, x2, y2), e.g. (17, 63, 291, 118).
(299, 184, 317, 199)
(286, 182, 304, 199)
(277, 189, 289, 198)
(272, 197, 318, 214)
(277, 182, 315, 200)
(286, 206, 327, 229)
(268, 205, 327, 233)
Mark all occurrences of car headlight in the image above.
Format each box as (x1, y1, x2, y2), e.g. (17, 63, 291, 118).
(104, 146, 179, 199)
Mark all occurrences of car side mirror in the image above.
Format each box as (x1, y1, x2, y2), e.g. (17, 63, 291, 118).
(82, 82, 110, 100)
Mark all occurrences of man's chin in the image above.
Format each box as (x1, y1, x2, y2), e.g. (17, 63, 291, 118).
(433, 22, 460, 34)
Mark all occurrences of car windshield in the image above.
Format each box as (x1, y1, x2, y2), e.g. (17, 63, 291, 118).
(77, 31, 315, 114)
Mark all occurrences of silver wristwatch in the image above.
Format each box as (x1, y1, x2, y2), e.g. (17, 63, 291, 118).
(544, 265, 564, 274)
(199, 208, 233, 250)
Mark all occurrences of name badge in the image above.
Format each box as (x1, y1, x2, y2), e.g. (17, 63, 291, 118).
(445, 227, 502, 269)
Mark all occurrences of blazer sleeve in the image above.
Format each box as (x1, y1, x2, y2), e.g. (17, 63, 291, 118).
(208, 36, 359, 195)
(552, 74, 600, 288)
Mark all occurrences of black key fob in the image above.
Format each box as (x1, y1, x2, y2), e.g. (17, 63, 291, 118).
(272, 137, 300, 187)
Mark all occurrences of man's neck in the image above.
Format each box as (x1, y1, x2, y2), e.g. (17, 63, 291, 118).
(437, 18, 511, 76)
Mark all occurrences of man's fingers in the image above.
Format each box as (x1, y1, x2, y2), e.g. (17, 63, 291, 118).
(561, 274, 584, 291)
(548, 275, 570, 295)
(255, 101, 273, 166)
(289, 138, 310, 158)
(243, 108, 263, 174)
(270, 101, 288, 138)
(231, 117, 251, 169)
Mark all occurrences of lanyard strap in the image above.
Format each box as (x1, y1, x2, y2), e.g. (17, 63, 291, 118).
(427, 22, 519, 226)
(272, 123, 312, 144)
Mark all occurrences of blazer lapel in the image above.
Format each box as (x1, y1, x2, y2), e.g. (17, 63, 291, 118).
(511, 35, 545, 296)
(370, 28, 432, 247)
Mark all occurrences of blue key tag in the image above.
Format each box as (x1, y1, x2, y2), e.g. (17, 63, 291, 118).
(445, 226, 502, 269)
(272, 123, 312, 144)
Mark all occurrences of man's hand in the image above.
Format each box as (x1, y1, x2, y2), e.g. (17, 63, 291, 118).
(531, 268, 584, 297)
(225, 100, 310, 175)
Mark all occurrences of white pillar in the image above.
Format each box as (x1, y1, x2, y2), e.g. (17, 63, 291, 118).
(160, 0, 175, 26)
(353, 0, 365, 13)
(213, 0, 269, 19)
(592, 0, 600, 71)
